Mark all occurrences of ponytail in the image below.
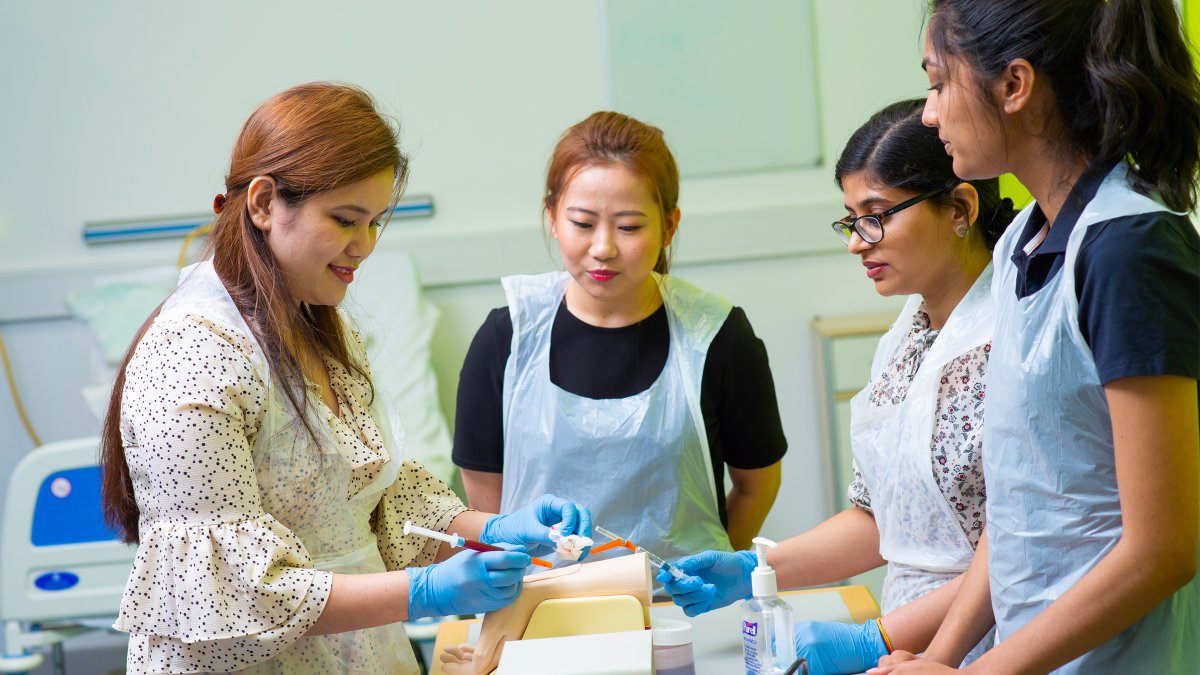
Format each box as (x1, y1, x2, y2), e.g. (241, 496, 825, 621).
(1086, 0, 1200, 212)
(928, 0, 1200, 212)
(980, 196, 1018, 250)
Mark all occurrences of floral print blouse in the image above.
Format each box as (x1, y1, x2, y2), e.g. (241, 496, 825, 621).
(113, 312, 466, 673)
(848, 304, 989, 548)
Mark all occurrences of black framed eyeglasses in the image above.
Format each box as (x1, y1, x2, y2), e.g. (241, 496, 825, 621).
(831, 188, 944, 245)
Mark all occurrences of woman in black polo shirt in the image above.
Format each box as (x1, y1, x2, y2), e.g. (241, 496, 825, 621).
(875, 1, 1200, 673)
(452, 111, 787, 565)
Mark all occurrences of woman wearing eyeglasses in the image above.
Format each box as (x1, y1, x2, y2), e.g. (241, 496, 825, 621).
(659, 98, 1017, 674)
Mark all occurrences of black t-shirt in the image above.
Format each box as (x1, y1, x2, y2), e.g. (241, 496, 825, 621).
(1009, 159, 1199, 385)
(452, 301, 788, 526)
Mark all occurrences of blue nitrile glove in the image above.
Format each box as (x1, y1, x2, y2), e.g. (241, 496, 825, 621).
(655, 549, 756, 616)
(480, 494, 593, 556)
(406, 548, 531, 620)
(792, 620, 889, 675)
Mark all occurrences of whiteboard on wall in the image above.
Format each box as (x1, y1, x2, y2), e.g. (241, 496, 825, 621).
(605, 0, 821, 177)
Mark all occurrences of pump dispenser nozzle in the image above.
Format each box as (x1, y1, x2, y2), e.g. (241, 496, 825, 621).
(741, 536, 796, 671)
(750, 536, 779, 597)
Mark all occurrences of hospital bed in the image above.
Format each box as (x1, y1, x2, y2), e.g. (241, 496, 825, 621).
(0, 437, 133, 673)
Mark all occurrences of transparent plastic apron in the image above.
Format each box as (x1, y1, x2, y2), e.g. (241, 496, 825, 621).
(985, 163, 1199, 672)
(851, 265, 992, 617)
(499, 271, 733, 564)
(166, 261, 418, 674)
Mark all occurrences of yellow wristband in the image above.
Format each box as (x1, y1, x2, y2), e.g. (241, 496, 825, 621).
(875, 618, 895, 654)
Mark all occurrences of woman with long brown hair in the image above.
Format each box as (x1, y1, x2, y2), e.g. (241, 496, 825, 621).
(100, 82, 591, 674)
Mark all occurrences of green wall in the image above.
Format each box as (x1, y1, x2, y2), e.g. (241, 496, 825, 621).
(1188, 0, 1199, 70)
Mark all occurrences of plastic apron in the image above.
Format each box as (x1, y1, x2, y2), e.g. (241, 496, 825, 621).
(985, 163, 1199, 673)
(499, 271, 733, 565)
(850, 265, 993, 618)
(162, 261, 417, 674)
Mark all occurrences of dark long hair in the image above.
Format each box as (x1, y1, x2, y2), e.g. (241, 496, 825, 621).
(835, 98, 1017, 249)
(100, 83, 408, 542)
(927, 0, 1200, 213)
(544, 111, 680, 273)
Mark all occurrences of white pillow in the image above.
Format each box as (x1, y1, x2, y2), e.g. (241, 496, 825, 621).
(64, 254, 455, 485)
(343, 247, 455, 484)
(66, 266, 178, 367)
(66, 266, 179, 419)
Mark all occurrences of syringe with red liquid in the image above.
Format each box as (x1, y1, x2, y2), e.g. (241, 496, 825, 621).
(403, 521, 554, 568)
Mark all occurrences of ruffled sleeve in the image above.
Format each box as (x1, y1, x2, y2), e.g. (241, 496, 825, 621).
(848, 459, 873, 513)
(115, 316, 331, 669)
(373, 459, 468, 570)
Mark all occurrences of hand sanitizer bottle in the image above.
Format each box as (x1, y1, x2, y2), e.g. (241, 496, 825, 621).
(741, 537, 796, 674)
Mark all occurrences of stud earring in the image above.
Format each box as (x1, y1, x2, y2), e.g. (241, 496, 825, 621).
(955, 223, 969, 238)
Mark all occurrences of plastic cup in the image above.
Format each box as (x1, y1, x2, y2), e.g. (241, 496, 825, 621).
(651, 618, 695, 675)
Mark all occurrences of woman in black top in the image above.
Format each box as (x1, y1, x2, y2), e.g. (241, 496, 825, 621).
(452, 111, 787, 557)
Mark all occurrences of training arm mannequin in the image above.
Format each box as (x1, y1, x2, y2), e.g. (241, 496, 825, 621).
(440, 553, 652, 674)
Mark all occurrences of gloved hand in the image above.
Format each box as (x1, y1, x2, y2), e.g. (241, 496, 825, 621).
(655, 549, 756, 616)
(792, 620, 889, 675)
(480, 494, 592, 556)
(406, 548, 531, 620)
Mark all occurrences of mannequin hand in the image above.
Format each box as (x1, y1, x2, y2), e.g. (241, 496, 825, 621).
(656, 550, 755, 616)
(406, 548, 530, 619)
(480, 494, 592, 555)
(793, 620, 889, 675)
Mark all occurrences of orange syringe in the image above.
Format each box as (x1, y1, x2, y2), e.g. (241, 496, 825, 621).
(592, 525, 686, 579)
(590, 525, 639, 555)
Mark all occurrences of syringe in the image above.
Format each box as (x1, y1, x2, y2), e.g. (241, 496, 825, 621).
(592, 525, 686, 580)
(403, 521, 553, 568)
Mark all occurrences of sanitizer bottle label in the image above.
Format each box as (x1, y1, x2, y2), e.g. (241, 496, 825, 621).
(742, 620, 764, 673)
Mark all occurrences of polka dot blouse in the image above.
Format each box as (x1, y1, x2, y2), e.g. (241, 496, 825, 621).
(113, 309, 466, 674)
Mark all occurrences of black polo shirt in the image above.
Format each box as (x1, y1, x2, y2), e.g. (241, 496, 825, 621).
(1009, 160, 1199, 385)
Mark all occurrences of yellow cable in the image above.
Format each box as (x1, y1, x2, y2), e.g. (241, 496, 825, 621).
(177, 223, 213, 269)
(0, 331, 43, 447)
(0, 221, 212, 451)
